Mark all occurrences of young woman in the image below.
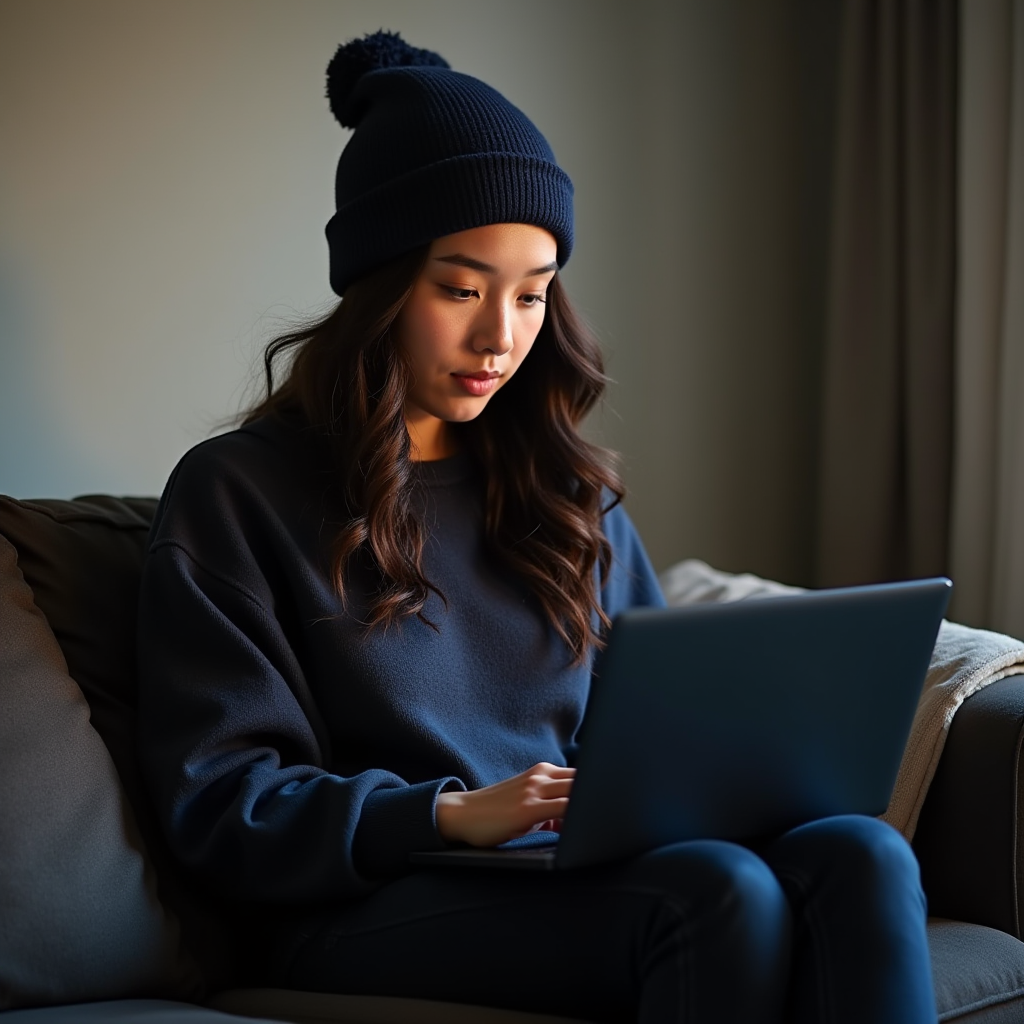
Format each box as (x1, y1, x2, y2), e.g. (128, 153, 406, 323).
(137, 31, 937, 1024)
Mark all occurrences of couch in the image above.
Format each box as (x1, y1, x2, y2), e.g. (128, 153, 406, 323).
(1, 492, 1023, 1023)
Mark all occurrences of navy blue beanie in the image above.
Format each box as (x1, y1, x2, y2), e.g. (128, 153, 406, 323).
(324, 31, 574, 296)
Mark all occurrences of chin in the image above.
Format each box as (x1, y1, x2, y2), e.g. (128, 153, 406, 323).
(440, 399, 494, 424)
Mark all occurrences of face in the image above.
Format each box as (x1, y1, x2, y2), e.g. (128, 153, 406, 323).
(393, 222, 558, 460)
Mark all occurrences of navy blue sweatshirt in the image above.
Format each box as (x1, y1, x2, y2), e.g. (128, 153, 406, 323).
(137, 414, 664, 904)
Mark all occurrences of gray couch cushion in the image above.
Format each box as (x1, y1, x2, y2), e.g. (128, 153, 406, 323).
(930, 919, 1024, 1022)
(0, 495, 262, 990)
(0, 533, 202, 1009)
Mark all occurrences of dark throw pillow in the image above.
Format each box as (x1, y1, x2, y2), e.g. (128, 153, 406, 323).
(0, 496, 158, 814)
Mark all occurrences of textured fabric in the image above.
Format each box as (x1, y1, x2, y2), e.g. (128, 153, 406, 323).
(137, 414, 664, 904)
(929, 919, 1024, 1021)
(0, 532, 201, 1009)
(324, 32, 573, 294)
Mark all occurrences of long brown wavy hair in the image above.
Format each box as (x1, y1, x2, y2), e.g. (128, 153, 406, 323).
(243, 247, 623, 663)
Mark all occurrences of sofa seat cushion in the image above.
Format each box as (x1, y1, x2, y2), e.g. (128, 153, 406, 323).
(207, 920, 1024, 1024)
(930, 919, 1024, 1022)
(208, 989, 593, 1024)
(0, 1000, 291, 1023)
(0, 532, 201, 1009)
(2, 920, 1020, 1024)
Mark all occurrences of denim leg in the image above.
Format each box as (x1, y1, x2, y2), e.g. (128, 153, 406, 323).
(273, 839, 792, 1024)
(627, 841, 792, 1023)
(763, 815, 936, 1024)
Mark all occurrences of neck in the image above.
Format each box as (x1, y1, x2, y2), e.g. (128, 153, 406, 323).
(406, 417, 458, 461)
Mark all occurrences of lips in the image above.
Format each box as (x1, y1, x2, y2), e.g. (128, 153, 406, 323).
(451, 371, 500, 396)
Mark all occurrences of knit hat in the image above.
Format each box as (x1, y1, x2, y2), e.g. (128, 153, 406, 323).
(324, 31, 574, 296)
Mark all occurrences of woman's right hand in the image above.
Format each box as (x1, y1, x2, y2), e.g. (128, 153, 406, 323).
(435, 762, 575, 847)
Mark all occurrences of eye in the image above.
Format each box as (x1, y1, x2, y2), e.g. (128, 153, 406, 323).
(520, 293, 547, 308)
(443, 286, 478, 300)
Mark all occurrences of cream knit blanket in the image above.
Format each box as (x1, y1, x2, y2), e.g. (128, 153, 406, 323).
(658, 559, 1024, 841)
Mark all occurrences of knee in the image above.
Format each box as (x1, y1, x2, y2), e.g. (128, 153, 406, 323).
(819, 815, 919, 878)
(783, 815, 925, 907)
(634, 840, 791, 935)
(631, 842, 792, 1010)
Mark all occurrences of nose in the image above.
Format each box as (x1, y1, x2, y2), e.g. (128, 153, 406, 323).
(472, 297, 514, 356)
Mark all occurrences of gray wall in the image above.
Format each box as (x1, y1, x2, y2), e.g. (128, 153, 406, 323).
(0, 0, 838, 583)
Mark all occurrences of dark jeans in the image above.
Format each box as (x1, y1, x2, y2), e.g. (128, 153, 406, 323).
(272, 815, 935, 1023)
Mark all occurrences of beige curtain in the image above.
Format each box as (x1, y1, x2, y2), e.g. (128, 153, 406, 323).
(948, 0, 1024, 637)
(815, 0, 958, 587)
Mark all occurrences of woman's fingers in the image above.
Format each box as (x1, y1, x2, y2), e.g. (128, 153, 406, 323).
(530, 762, 576, 779)
(523, 775, 573, 799)
(523, 764, 575, 790)
(434, 762, 575, 846)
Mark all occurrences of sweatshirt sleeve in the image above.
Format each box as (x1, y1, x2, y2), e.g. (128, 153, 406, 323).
(599, 500, 667, 619)
(136, 439, 462, 904)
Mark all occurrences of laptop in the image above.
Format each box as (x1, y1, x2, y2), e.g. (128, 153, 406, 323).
(410, 577, 952, 871)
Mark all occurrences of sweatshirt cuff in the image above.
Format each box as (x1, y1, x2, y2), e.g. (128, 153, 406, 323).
(352, 777, 465, 878)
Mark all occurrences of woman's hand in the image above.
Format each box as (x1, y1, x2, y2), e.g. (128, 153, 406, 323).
(435, 762, 575, 847)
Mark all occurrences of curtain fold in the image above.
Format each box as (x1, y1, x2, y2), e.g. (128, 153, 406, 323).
(815, 0, 957, 587)
(949, 0, 1024, 636)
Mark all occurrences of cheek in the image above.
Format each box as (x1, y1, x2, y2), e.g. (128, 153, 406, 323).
(401, 304, 463, 367)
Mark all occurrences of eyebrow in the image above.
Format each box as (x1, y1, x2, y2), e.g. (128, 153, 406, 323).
(433, 253, 559, 277)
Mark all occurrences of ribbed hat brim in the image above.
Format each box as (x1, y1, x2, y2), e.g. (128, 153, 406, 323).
(327, 152, 573, 296)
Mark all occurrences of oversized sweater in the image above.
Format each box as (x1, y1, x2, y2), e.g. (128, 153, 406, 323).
(136, 413, 665, 904)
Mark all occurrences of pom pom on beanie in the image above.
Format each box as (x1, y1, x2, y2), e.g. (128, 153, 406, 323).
(324, 30, 574, 296)
(326, 31, 449, 128)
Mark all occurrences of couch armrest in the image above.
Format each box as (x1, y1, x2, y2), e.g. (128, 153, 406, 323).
(912, 674, 1024, 939)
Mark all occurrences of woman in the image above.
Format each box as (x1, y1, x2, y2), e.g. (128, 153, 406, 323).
(137, 31, 937, 1023)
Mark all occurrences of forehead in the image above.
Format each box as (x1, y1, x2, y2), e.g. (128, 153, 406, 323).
(427, 223, 558, 270)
